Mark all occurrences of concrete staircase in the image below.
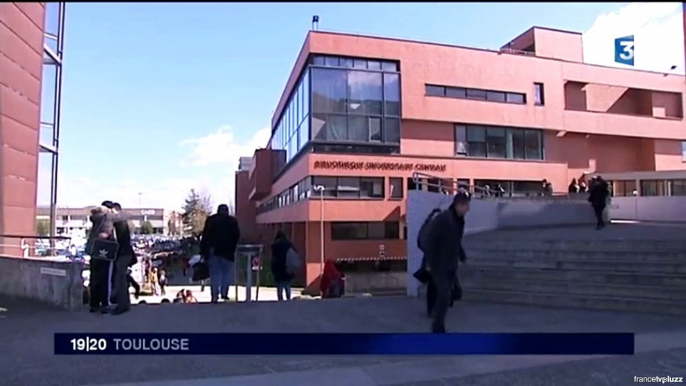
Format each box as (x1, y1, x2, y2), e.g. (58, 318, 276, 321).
(461, 237, 686, 315)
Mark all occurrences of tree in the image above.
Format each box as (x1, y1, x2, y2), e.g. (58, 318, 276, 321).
(181, 189, 212, 236)
(36, 219, 50, 236)
(140, 221, 154, 235)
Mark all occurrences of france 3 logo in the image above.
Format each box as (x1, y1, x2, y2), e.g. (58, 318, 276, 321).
(614, 35, 634, 66)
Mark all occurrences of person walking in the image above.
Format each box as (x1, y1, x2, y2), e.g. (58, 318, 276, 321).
(415, 208, 442, 317)
(270, 231, 296, 301)
(159, 269, 168, 296)
(588, 176, 610, 230)
(422, 191, 471, 333)
(200, 204, 241, 303)
(107, 202, 135, 315)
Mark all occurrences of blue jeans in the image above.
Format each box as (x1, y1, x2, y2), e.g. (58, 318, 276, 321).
(208, 256, 234, 302)
(276, 281, 291, 301)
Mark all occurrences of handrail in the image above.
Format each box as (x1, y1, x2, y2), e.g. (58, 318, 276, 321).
(411, 172, 584, 200)
(0, 234, 73, 258)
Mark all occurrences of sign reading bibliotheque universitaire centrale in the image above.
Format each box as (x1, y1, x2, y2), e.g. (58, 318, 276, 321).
(313, 160, 447, 173)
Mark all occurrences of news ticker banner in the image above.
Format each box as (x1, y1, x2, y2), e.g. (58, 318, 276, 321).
(54, 333, 634, 355)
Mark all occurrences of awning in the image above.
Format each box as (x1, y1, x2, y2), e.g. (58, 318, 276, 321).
(335, 256, 407, 262)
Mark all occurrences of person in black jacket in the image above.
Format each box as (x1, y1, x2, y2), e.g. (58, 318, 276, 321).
(200, 204, 241, 303)
(423, 191, 471, 333)
(416, 208, 441, 316)
(87, 204, 115, 313)
(106, 202, 135, 315)
(270, 231, 295, 301)
(588, 176, 610, 230)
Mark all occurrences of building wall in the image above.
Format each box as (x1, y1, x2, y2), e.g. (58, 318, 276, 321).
(0, 3, 46, 255)
(235, 171, 258, 242)
(244, 27, 686, 291)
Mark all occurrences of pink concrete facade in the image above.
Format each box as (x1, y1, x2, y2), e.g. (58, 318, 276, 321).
(0, 3, 46, 255)
(238, 27, 686, 291)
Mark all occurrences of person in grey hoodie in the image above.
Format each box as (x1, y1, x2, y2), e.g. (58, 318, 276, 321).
(423, 191, 471, 333)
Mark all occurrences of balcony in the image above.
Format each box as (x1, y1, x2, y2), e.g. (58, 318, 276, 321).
(563, 110, 684, 140)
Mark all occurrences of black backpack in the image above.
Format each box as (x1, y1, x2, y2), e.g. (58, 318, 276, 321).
(417, 220, 431, 254)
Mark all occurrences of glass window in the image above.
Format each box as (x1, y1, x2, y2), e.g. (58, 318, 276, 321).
(312, 176, 337, 197)
(425, 85, 445, 97)
(534, 83, 545, 105)
(446, 87, 466, 98)
(486, 91, 506, 102)
(381, 62, 397, 71)
(360, 178, 384, 198)
(682, 141, 686, 161)
(303, 70, 310, 118)
(509, 129, 526, 159)
(455, 125, 467, 156)
(467, 126, 486, 157)
(506, 93, 525, 104)
(384, 118, 400, 144)
(384, 222, 400, 239)
(369, 117, 382, 142)
(312, 68, 347, 114)
(313, 56, 325, 65)
(340, 58, 354, 68)
(324, 56, 339, 66)
(466, 89, 487, 100)
(671, 180, 686, 196)
(299, 120, 309, 149)
(524, 130, 542, 160)
(367, 60, 381, 70)
(368, 223, 385, 239)
(353, 59, 367, 69)
(486, 127, 506, 158)
(348, 116, 369, 142)
(347, 71, 383, 115)
(383, 73, 400, 116)
(337, 177, 360, 198)
(389, 177, 403, 198)
(331, 223, 367, 240)
(312, 113, 347, 141)
(640, 180, 667, 197)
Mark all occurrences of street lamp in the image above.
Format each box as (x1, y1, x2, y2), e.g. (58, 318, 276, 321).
(313, 185, 326, 274)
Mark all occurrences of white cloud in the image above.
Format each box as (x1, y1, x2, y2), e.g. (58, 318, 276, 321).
(179, 125, 271, 167)
(39, 125, 272, 212)
(583, 2, 684, 74)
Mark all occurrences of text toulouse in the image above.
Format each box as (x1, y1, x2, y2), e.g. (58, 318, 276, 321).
(314, 161, 447, 172)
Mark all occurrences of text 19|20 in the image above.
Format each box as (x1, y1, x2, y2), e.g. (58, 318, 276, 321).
(69, 337, 190, 354)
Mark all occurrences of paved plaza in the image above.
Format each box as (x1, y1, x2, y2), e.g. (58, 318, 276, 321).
(1, 294, 686, 386)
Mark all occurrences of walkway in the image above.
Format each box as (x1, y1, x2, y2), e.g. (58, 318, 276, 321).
(2, 295, 686, 386)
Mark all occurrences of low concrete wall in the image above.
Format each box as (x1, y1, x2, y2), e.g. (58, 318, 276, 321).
(0, 255, 84, 310)
(345, 272, 405, 293)
(497, 200, 596, 228)
(611, 196, 686, 222)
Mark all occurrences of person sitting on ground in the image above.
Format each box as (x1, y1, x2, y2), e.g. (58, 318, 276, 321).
(320, 260, 344, 298)
(184, 289, 198, 303)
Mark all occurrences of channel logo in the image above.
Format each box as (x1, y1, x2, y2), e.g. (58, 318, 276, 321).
(614, 35, 635, 66)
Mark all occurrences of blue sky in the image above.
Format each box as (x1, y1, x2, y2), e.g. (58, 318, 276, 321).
(38, 2, 684, 210)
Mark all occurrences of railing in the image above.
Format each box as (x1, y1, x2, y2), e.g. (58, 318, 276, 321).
(499, 47, 536, 56)
(0, 234, 73, 258)
(411, 172, 588, 201)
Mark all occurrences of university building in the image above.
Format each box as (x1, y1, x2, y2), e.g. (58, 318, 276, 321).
(236, 26, 686, 289)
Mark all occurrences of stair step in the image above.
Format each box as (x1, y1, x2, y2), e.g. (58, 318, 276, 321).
(463, 288, 686, 315)
(461, 277, 686, 301)
(468, 259, 686, 274)
(466, 250, 686, 261)
(463, 239, 686, 252)
(461, 266, 686, 287)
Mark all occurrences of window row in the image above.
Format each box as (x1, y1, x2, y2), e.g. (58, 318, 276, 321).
(312, 55, 399, 72)
(331, 222, 401, 241)
(257, 177, 312, 215)
(613, 179, 686, 197)
(312, 68, 400, 117)
(311, 114, 400, 144)
(272, 70, 311, 165)
(426, 84, 526, 105)
(257, 176, 406, 214)
(455, 124, 544, 160)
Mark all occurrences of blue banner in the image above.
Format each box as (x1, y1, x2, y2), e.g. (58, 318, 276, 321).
(614, 35, 635, 66)
(54, 333, 634, 355)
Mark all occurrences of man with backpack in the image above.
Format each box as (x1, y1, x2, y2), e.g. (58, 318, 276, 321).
(421, 191, 471, 333)
(87, 204, 115, 313)
(106, 202, 136, 315)
(200, 204, 241, 303)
